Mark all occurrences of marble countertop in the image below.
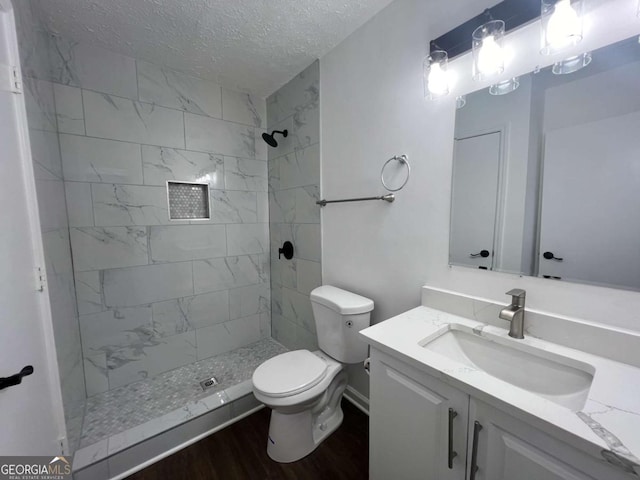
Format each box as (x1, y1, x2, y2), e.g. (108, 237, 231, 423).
(360, 306, 640, 476)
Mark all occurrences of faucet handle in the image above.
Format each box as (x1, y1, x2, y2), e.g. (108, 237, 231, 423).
(505, 289, 526, 308)
(505, 288, 525, 298)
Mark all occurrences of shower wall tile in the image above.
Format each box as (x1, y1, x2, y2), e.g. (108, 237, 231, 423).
(60, 135, 143, 184)
(70, 227, 148, 272)
(54, 84, 85, 135)
(255, 128, 268, 162)
(208, 190, 257, 224)
(281, 287, 315, 334)
(294, 186, 321, 223)
(137, 61, 222, 118)
(196, 316, 261, 360)
(84, 354, 109, 396)
(107, 331, 197, 389)
(79, 307, 153, 354)
(185, 113, 255, 158)
(257, 192, 269, 223)
(149, 225, 226, 263)
(151, 291, 230, 335)
(103, 263, 193, 307)
(267, 60, 319, 126)
(83, 90, 184, 148)
(221, 88, 265, 128)
(224, 157, 268, 192)
(296, 259, 322, 295)
(141, 146, 224, 188)
(75, 271, 104, 315)
(278, 143, 320, 189)
(92, 184, 169, 226)
(24, 77, 57, 132)
(30, 129, 62, 179)
(193, 255, 262, 294)
(226, 223, 269, 255)
(293, 224, 321, 262)
(267, 60, 321, 350)
(49, 37, 138, 99)
(35, 179, 69, 232)
(50, 37, 268, 392)
(65, 182, 94, 227)
(229, 283, 270, 320)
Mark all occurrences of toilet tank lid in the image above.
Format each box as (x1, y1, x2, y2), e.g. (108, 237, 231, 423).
(310, 285, 374, 314)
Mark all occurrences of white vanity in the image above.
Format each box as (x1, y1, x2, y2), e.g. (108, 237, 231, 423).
(360, 287, 640, 480)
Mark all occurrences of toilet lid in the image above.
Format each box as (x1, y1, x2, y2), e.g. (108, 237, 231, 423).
(252, 350, 328, 398)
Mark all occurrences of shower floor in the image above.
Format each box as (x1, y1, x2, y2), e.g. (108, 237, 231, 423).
(74, 338, 287, 472)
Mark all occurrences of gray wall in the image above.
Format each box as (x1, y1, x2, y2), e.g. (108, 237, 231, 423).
(12, 0, 85, 452)
(267, 61, 322, 351)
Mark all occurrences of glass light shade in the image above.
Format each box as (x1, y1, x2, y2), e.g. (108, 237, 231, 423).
(424, 50, 450, 99)
(472, 20, 506, 81)
(541, 0, 584, 55)
(552, 52, 592, 74)
(489, 77, 520, 95)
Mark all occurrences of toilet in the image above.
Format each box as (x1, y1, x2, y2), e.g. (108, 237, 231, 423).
(252, 285, 374, 463)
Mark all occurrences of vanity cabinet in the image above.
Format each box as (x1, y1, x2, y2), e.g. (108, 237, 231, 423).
(369, 349, 633, 480)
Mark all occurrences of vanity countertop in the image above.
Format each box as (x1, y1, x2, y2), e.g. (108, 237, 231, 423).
(360, 306, 640, 475)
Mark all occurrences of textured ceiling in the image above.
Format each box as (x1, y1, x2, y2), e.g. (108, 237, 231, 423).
(33, 0, 396, 97)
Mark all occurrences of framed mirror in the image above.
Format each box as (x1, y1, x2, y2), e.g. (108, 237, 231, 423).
(449, 35, 640, 291)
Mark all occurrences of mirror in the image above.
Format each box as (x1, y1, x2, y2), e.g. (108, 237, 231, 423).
(450, 35, 640, 291)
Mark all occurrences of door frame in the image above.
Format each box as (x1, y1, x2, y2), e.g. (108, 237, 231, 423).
(451, 124, 508, 272)
(1, 0, 68, 452)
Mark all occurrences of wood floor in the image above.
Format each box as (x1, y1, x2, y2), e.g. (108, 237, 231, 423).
(127, 400, 369, 480)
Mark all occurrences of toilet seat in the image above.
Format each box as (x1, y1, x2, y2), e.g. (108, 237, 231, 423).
(253, 350, 328, 398)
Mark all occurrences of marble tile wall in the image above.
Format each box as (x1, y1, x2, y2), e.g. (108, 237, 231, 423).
(267, 61, 322, 351)
(44, 35, 269, 395)
(12, 0, 86, 453)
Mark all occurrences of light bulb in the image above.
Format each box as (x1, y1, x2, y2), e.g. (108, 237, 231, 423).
(477, 35, 504, 75)
(546, 0, 581, 50)
(428, 62, 449, 96)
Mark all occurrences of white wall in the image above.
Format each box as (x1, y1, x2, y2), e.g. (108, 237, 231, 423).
(320, 0, 640, 397)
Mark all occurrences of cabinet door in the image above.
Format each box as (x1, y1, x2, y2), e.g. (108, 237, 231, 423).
(468, 399, 631, 480)
(369, 350, 468, 480)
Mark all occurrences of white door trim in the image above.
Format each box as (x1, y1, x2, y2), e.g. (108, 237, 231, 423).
(2, 0, 68, 452)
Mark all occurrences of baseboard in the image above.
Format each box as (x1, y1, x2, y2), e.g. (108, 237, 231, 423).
(343, 385, 369, 416)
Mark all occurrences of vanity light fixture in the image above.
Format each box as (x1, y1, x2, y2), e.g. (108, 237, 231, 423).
(489, 77, 520, 95)
(424, 50, 450, 99)
(472, 20, 506, 80)
(552, 51, 592, 74)
(541, 0, 584, 55)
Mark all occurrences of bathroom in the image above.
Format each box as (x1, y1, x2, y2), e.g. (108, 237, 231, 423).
(1, 0, 639, 478)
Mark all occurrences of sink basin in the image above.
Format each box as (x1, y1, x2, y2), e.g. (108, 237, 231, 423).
(422, 326, 594, 411)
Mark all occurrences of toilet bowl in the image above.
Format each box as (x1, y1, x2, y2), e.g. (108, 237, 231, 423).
(252, 285, 374, 463)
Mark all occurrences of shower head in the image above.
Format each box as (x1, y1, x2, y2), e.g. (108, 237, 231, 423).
(262, 129, 288, 148)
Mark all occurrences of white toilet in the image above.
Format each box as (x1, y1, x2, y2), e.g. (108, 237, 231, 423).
(252, 285, 374, 463)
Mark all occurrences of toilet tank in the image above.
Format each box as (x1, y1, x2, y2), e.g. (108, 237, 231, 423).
(310, 285, 374, 364)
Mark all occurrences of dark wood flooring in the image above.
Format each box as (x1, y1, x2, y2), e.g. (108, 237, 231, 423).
(127, 399, 369, 480)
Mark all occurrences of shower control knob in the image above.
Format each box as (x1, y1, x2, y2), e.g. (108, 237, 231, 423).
(278, 241, 294, 260)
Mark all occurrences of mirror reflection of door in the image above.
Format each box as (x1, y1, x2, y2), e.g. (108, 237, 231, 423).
(539, 111, 640, 289)
(450, 132, 502, 270)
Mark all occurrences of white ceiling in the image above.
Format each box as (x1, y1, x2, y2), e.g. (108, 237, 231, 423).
(34, 0, 396, 97)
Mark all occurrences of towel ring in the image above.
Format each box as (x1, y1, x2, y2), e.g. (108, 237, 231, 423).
(381, 154, 411, 192)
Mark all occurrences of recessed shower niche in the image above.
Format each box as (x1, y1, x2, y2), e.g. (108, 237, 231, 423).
(167, 181, 211, 220)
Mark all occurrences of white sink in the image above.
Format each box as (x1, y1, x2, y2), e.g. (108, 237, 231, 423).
(422, 326, 594, 411)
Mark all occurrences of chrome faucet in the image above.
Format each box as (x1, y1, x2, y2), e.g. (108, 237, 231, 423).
(499, 289, 526, 339)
